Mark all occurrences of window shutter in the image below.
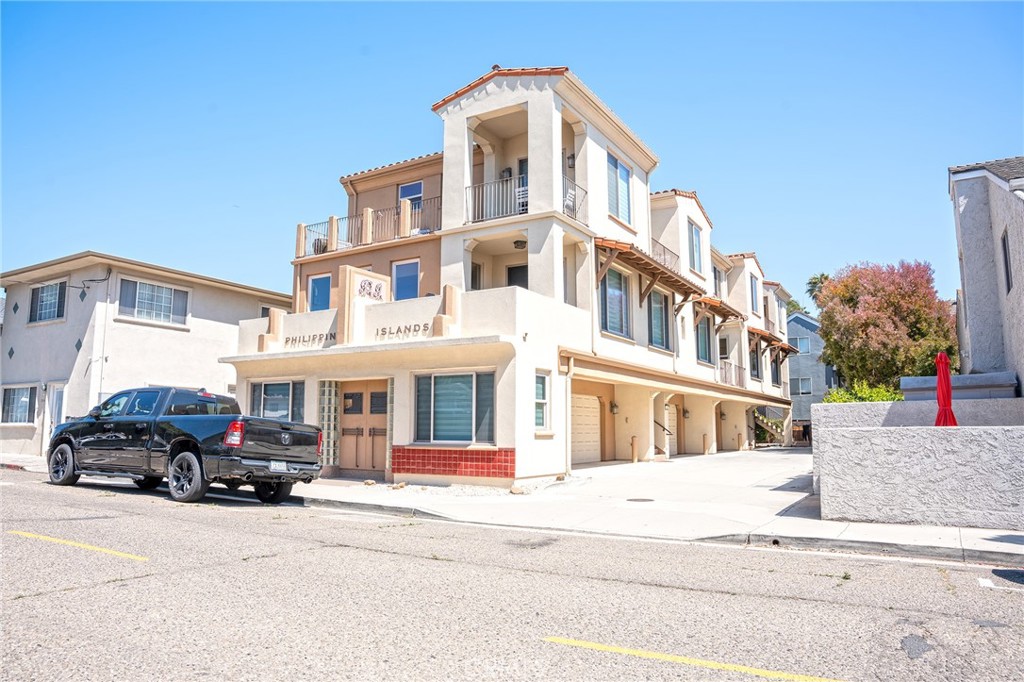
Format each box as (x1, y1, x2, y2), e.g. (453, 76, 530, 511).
(415, 376, 432, 441)
(56, 282, 67, 319)
(171, 289, 188, 325)
(475, 373, 495, 443)
(119, 279, 137, 316)
(607, 154, 618, 217)
(29, 288, 41, 322)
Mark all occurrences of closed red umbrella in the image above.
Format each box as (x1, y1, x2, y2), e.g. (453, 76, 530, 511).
(935, 352, 958, 426)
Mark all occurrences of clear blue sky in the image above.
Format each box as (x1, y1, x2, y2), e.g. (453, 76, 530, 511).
(3, 2, 1022, 306)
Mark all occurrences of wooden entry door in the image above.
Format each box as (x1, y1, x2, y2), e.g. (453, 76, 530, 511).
(339, 380, 388, 472)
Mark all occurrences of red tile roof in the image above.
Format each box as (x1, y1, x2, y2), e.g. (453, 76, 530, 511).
(432, 66, 570, 112)
(338, 151, 443, 182)
(650, 189, 714, 228)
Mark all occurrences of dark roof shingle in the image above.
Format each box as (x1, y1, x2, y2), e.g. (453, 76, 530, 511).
(949, 156, 1024, 182)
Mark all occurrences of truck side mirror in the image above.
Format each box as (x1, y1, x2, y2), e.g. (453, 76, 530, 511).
(89, 406, 101, 419)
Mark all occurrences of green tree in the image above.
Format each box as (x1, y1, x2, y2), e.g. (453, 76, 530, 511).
(806, 273, 830, 307)
(817, 261, 957, 389)
(786, 299, 808, 315)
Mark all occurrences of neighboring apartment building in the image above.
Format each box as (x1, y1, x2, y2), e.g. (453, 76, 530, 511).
(0, 252, 291, 455)
(786, 311, 840, 442)
(225, 66, 795, 484)
(948, 157, 1023, 394)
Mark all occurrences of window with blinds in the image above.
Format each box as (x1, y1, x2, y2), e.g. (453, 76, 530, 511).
(29, 281, 67, 323)
(649, 291, 670, 351)
(414, 373, 495, 443)
(607, 152, 631, 223)
(696, 317, 713, 364)
(600, 269, 630, 338)
(119, 278, 188, 325)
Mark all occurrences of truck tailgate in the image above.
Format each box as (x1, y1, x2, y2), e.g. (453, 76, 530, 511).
(240, 418, 319, 464)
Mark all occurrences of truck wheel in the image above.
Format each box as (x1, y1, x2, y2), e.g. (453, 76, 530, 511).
(167, 451, 210, 503)
(134, 476, 162, 490)
(254, 481, 293, 504)
(48, 444, 80, 486)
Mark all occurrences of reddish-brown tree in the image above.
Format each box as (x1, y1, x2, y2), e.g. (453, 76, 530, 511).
(817, 261, 957, 388)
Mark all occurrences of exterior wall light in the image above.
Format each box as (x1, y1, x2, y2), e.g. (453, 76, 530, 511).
(567, 154, 576, 169)
(513, 240, 527, 250)
(683, 409, 690, 419)
(720, 411, 727, 420)
(609, 401, 619, 415)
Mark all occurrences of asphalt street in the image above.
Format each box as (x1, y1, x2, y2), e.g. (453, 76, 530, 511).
(2, 469, 1022, 681)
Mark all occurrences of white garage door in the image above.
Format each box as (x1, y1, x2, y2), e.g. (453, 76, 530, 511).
(666, 406, 679, 456)
(571, 394, 601, 464)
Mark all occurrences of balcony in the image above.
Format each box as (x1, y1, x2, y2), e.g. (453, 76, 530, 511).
(765, 317, 777, 336)
(297, 197, 442, 257)
(719, 360, 747, 388)
(650, 238, 680, 274)
(466, 175, 587, 226)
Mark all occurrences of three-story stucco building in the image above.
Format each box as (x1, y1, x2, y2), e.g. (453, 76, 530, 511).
(224, 66, 795, 484)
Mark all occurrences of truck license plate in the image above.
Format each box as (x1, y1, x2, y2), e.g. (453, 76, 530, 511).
(269, 461, 289, 473)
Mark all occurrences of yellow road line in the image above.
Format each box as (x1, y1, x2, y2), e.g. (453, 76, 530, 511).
(544, 637, 843, 682)
(6, 531, 149, 562)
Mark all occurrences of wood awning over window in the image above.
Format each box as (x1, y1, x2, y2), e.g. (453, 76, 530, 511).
(693, 296, 746, 324)
(748, 326, 782, 344)
(595, 238, 705, 300)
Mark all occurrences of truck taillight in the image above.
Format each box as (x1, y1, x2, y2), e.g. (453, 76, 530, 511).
(316, 431, 323, 458)
(224, 420, 245, 448)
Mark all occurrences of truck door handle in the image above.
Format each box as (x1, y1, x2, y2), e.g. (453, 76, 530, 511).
(134, 423, 148, 432)
(102, 423, 115, 430)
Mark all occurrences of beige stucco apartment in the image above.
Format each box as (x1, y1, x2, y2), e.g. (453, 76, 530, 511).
(224, 66, 795, 485)
(0, 252, 290, 455)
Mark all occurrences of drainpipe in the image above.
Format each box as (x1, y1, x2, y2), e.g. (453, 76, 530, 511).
(564, 355, 575, 477)
(97, 273, 112, 403)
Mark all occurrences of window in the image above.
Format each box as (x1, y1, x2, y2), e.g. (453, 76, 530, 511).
(415, 372, 495, 443)
(648, 291, 671, 351)
(29, 281, 67, 323)
(750, 275, 759, 313)
(788, 336, 810, 354)
(696, 316, 713, 364)
(167, 390, 240, 416)
(750, 342, 762, 380)
(1002, 229, 1013, 293)
(507, 265, 528, 289)
(770, 355, 781, 386)
(308, 275, 331, 312)
(392, 259, 420, 301)
(119, 278, 188, 325)
(535, 373, 549, 429)
(797, 378, 812, 395)
(2, 387, 37, 423)
(249, 381, 305, 422)
(600, 268, 630, 337)
(607, 153, 631, 223)
(343, 392, 363, 415)
(398, 181, 423, 210)
(369, 392, 388, 415)
(718, 337, 729, 360)
(712, 267, 724, 298)
(688, 223, 703, 273)
(99, 392, 131, 418)
(126, 390, 160, 416)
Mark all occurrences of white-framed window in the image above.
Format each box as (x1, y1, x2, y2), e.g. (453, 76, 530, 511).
(696, 316, 713, 364)
(29, 280, 67, 323)
(1002, 229, 1013, 293)
(712, 266, 725, 298)
(787, 336, 810, 354)
(600, 268, 631, 338)
(2, 386, 37, 424)
(770, 355, 781, 386)
(118, 277, 189, 325)
(688, 222, 703, 274)
(535, 372, 549, 429)
(648, 290, 671, 351)
(606, 152, 631, 223)
(414, 372, 495, 443)
(399, 181, 423, 210)
(750, 342, 762, 380)
(718, 337, 729, 361)
(750, 275, 759, 314)
(308, 274, 331, 312)
(392, 259, 420, 301)
(249, 381, 305, 422)
(797, 378, 812, 395)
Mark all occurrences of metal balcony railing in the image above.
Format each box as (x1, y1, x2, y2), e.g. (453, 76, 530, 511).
(372, 206, 401, 243)
(410, 196, 442, 234)
(304, 221, 330, 256)
(651, 238, 680, 274)
(467, 175, 528, 223)
(341, 214, 363, 245)
(718, 360, 747, 388)
(765, 317, 777, 336)
(561, 176, 588, 225)
(297, 198, 442, 257)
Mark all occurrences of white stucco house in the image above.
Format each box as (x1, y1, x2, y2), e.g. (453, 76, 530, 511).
(0, 252, 291, 455)
(223, 66, 797, 486)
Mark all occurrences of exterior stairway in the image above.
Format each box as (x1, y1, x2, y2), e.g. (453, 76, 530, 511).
(754, 406, 786, 444)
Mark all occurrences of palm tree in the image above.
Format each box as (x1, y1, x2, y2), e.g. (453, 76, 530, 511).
(806, 273, 830, 307)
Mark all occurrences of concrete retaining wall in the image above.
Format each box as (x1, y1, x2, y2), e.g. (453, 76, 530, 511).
(812, 399, 1024, 430)
(816, 426, 1024, 530)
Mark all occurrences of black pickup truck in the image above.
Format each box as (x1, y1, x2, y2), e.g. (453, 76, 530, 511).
(46, 387, 321, 504)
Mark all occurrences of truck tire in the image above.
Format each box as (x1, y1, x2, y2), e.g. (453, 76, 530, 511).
(167, 451, 210, 503)
(48, 444, 80, 486)
(254, 481, 293, 504)
(134, 476, 162, 490)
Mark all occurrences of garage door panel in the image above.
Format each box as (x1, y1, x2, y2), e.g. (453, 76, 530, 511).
(571, 395, 601, 464)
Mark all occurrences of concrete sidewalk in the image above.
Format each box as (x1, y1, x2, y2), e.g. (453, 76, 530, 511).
(5, 448, 1022, 566)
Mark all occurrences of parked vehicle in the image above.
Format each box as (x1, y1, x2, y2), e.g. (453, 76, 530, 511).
(46, 387, 321, 504)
